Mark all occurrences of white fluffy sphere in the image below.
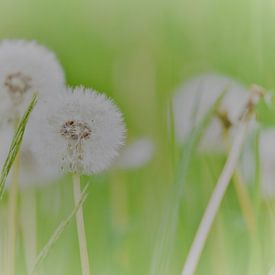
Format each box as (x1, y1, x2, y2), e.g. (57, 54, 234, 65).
(172, 73, 249, 152)
(0, 127, 60, 188)
(0, 39, 65, 125)
(28, 87, 126, 175)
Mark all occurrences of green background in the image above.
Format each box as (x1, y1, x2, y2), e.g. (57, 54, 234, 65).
(0, 0, 274, 274)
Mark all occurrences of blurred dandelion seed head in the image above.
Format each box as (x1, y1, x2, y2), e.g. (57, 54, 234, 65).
(173, 73, 249, 152)
(116, 138, 155, 169)
(0, 39, 65, 125)
(0, 127, 60, 187)
(4, 71, 32, 105)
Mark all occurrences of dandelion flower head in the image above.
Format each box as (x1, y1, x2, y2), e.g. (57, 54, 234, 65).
(29, 87, 126, 175)
(0, 39, 65, 125)
(172, 73, 249, 151)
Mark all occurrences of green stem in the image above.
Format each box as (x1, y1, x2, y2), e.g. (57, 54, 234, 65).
(20, 188, 37, 275)
(31, 183, 88, 274)
(181, 114, 250, 275)
(6, 151, 20, 275)
(73, 173, 90, 275)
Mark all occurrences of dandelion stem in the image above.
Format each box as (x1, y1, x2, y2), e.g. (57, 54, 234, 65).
(31, 183, 88, 274)
(181, 111, 252, 275)
(73, 173, 91, 275)
(20, 188, 37, 275)
(6, 149, 20, 275)
(223, 130, 257, 238)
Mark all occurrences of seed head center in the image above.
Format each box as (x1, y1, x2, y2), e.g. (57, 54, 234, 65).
(60, 120, 92, 141)
(216, 108, 232, 129)
(4, 72, 32, 97)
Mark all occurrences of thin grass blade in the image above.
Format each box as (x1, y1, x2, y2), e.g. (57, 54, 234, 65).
(0, 95, 37, 198)
(31, 182, 89, 274)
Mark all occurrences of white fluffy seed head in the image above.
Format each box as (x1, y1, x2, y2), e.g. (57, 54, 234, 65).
(0, 127, 60, 188)
(28, 87, 126, 175)
(0, 39, 65, 125)
(172, 73, 249, 152)
(116, 138, 155, 169)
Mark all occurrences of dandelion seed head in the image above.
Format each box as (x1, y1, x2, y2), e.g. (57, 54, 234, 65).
(29, 87, 126, 175)
(0, 127, 60, 188)
(172, 73, 249, 152)
(0, 39, 65, 125)
(116, 138, 155, 169)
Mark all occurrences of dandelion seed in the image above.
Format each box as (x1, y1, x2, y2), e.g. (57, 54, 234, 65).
(116, 138, 155, 169)
(29, 86, 126, 175)
(172, 73, 249, 152)
(0, 39, 65, 125)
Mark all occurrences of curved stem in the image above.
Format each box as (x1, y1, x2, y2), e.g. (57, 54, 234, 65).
(181, 117, 249, 275)
(73, 173, 90, 275)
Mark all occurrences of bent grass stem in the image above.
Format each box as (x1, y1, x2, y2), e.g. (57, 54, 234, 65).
(182, 109, 254, 275)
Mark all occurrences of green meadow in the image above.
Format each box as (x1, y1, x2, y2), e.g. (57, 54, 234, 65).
(0, 0, 275, 274)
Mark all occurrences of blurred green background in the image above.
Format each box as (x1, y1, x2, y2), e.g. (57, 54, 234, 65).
(0, 0, 274, 274)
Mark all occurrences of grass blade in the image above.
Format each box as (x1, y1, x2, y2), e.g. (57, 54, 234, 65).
(0, 95, 37, 198)
(31, 182, 89, 275)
